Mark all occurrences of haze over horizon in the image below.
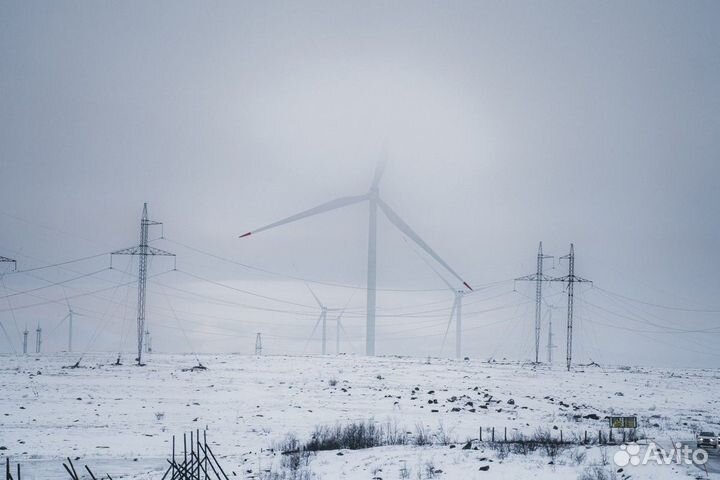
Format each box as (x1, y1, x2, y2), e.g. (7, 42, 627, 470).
(1, 1, 719, 368)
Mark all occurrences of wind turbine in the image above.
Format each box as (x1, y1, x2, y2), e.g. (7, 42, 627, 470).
(335, 306, 350, 355)
(302, 284, 354, 355)
(333, 293, 354, 354)
(56, 294, 81, 352)
(239, 162, 472, 356)
(64, 295, 76, 352)
(304, 284, 329, 355)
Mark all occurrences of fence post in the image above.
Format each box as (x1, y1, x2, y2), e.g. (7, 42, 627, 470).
(598, 429, 602, 444)
(560, 429, 563, 443)
(609, 429, 613, 444)
(479, 426, 482, 442)
(504, 427, 507, 442)
(492, 427, 495, 442)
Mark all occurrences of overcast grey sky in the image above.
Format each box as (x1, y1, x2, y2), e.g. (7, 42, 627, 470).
(1, 1, 719, 367)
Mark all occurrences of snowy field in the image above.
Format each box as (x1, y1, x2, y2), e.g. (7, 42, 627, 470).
(1, 353, 718, 479)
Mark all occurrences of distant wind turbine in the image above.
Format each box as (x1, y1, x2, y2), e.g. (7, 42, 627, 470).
(240, 162, 472, 355)
(304, 284, 329, 355)
(334, 299, 352, 355)
(63, 293, 78, 353)
(53, 292, 82, 353)
(303, 284, 353, 355)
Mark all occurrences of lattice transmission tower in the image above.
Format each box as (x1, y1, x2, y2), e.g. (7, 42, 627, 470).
(515, 241, 553, 363)
(112, 203, 175, 366)
(550, 244, 592, 371)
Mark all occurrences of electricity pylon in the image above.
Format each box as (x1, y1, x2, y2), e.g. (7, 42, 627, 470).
(112, 203, 175, 366)
(22, 327, 28, 355)
(546, 306, 557, 364)
(0, 257, 17, 354)
(515, 242, 553, 363)
(255, 333, 263, 355)
(550, 244, 592, 371)
(35, 323, 42, 353)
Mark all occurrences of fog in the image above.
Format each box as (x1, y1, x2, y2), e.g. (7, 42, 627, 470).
(1, 1, 719, 367)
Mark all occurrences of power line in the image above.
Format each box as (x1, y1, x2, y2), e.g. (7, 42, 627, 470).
(579, 297, 720, 334)
(165, 236, 505, 294)
(165, 237, 444, 293)
(593, 285, 720, 313)
(5, 252, 109, 276)
(0, 268, 111, 300)
(576, 312, 720, 359)
(174, 269, 317, 309)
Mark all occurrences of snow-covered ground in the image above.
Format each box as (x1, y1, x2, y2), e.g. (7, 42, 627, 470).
(1, 353, 717, 479)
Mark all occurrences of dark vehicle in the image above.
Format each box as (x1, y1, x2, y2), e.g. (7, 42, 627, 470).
(697, 432, 717, 448)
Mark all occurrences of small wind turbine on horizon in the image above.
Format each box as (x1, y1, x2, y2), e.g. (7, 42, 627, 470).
(239, 162, 472, 356)
(53, 292, 82, 353)
(303, 284, 352, 355)
(61, 293, 79, 352)
(304, 284, 329, 355)
(334, 300, 352, 355)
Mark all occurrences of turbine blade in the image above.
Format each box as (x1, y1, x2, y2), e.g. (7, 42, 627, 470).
(338, 322, 357, 354)
(303, 313, 324, 353)
(440, 298, 458, 355)
(334, 293, 355, 321)
(376, 198, 472, 291)
(56, 313, 71, 329)
(63, 289, 71, 310)
(430, 266, 455, 291)
(304, 283, 323, 309)
(401, 235, 455, 292)
(371, 160, 387, 189)
(239, 194, 368, 237)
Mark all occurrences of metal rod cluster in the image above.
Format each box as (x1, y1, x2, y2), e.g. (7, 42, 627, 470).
(5, 458, 20, 480)
(62, 457, 111, 480)
(162, 430, 229, 480)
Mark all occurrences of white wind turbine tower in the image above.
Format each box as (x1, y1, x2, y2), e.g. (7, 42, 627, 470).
(437, 274, 465, 359)
(60, 294, 79, 352)
(240, 162, 472, 356)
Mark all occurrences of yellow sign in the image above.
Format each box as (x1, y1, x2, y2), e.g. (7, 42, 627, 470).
(609, 416, 637, 428)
